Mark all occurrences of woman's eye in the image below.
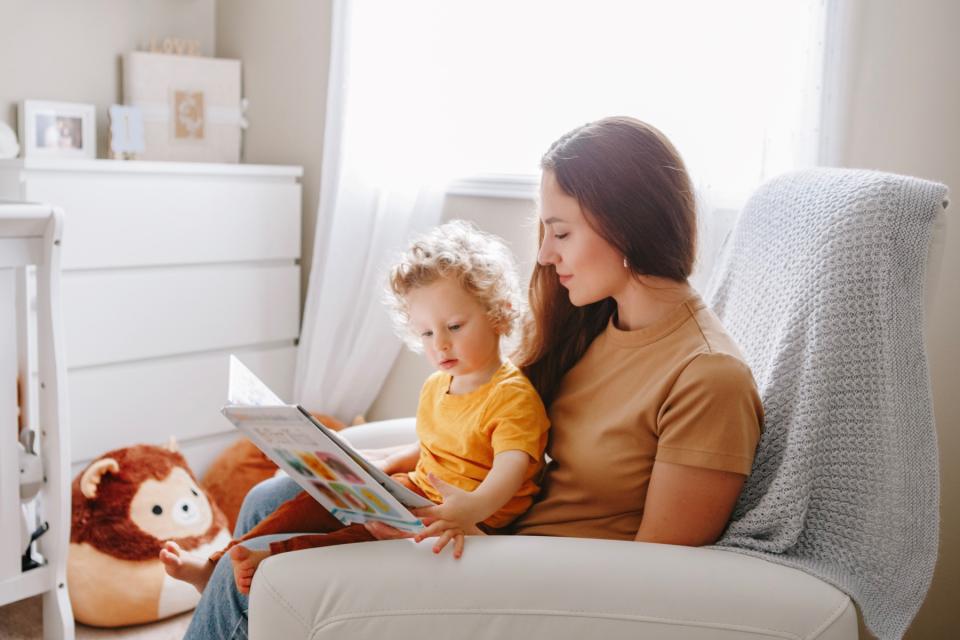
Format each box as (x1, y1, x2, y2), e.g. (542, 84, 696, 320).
(554, 233, 569, 240)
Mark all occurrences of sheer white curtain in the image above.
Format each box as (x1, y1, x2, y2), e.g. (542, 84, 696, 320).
(297, 0, 830, 418)
(294, 0, 447, 419)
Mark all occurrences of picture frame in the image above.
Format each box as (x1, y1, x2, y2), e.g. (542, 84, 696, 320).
(108, 104, 146, 159)
(123, 52, 243, 163)
(18, 100, 96, 160)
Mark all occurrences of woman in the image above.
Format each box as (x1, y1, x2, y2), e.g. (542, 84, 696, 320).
(185, 116, 763, 638)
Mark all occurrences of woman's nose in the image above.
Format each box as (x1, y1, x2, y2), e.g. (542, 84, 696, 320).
(537, 241, 556, 266)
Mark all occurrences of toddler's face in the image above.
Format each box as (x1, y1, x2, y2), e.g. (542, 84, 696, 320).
(406, 277, 501, 384)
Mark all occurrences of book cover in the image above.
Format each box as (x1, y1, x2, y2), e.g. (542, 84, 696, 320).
(221, 356, 430, 533)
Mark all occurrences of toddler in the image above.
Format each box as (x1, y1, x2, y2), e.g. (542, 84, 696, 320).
(161, 220, 549, 594)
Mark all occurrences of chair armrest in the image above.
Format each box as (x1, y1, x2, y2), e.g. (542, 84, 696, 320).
(338, 417, 416, 448)
(250, 535, 855, 640)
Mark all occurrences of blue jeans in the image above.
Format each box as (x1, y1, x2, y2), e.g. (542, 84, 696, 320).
(184, 475, 303, 640)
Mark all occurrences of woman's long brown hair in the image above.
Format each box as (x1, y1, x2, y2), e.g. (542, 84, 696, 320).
(514, 117, 697, 406)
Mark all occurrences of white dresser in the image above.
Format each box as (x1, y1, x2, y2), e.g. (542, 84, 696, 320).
(0, 158, 302, 474)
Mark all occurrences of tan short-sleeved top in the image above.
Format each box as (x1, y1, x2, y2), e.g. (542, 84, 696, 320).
(511, 293, 763, 541)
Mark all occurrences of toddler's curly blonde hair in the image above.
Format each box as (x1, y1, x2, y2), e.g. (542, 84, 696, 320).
(386, 220, 522, 352)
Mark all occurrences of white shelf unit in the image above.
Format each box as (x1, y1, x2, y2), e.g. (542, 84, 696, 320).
(0, 202, 72, 638)
(0, 158, 303, 475)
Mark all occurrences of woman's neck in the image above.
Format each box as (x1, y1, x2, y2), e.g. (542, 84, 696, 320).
(613, 276, 694, 331)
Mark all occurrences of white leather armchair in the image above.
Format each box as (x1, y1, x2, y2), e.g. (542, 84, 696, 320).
(249, 183, 946, 640)
(250, 421, 856, 640)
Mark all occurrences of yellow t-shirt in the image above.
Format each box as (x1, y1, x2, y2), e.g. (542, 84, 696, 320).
(512, 293, 764, 540)
(410, 360, 550, 529)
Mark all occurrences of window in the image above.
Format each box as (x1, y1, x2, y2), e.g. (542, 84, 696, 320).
(350, 0, 826, 205)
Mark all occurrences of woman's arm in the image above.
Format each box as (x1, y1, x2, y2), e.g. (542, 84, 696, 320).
(361, 442, 421, 474)
(634, 461, 745, 546)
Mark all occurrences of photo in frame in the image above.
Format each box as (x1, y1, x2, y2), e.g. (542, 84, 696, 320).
(122, 51, 244, 163)
(108, 104, 146, 159)
(18, 100, 96, 160)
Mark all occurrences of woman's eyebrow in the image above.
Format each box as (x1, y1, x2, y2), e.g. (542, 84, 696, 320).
(542, 216, 565, 225)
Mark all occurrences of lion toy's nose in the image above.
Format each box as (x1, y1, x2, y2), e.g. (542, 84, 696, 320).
(173, 497, 201, 524)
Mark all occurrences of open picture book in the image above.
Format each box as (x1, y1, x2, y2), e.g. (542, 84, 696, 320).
(221, 355, 430, 533)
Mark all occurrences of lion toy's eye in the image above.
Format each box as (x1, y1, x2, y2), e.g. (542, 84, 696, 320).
(152, 505, 163, 515)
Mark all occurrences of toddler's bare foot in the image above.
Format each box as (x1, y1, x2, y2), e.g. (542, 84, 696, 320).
(159, 540, 215, 593)
(229, 545, 271, 595)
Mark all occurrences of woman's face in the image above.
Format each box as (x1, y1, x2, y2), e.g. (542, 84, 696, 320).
(537, 170, 629, 306)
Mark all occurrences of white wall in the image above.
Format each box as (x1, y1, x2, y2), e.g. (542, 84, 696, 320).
(215, 0, 332, 301)
(835, 3, 960, 637)
(0, 0, 215, 157)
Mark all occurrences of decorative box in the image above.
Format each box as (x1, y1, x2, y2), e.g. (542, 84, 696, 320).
(122, 52, 245, 163)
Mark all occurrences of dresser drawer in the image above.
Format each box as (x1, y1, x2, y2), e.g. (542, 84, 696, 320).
(23, 172, 300, 269)
(68, 345, 297, 461)
(63, 263, 300, 368)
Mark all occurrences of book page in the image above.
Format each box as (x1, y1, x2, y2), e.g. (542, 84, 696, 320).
(295, 407, 433, 509)
(227, 354, 285, 407)
(225, 405, 425, 532)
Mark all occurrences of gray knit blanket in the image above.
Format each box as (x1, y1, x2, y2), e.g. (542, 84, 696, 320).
(705, 168, 947, 640)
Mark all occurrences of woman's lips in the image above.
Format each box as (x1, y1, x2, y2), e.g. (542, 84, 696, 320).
(439, 359, 458, 369)
(558, 274, 573, 285)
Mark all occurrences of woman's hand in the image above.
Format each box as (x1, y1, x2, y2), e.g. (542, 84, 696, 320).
(358, 448, 392, 472)
(359, 442, 420, 475)
(363, 521, 416, 541)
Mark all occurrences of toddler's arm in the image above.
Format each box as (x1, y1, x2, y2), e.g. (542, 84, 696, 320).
(413, 449, 529, 554)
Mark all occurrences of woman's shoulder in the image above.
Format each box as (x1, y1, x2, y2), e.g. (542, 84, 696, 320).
(666, 301, 760, 398)
(675, 350, 757, 393)
(685, 297, 750, 362)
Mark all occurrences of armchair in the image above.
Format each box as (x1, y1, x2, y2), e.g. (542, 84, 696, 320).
(250, 170, 947, 640)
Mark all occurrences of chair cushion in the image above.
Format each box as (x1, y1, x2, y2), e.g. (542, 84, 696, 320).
(250, 535, 856, 639)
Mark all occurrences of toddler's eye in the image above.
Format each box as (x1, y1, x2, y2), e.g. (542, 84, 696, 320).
(449, 324, 462, 331)
(420, 330, 433, 338)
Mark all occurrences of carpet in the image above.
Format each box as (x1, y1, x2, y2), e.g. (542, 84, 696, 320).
(0, 596, 193, 639)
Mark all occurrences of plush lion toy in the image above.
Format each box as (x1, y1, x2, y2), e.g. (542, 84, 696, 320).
(68, 441, 230, 627)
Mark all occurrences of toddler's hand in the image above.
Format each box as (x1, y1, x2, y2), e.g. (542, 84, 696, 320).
(229, 545, 271, 595)
(422, 526, 466, 558)
(411, 473, 487, 558)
